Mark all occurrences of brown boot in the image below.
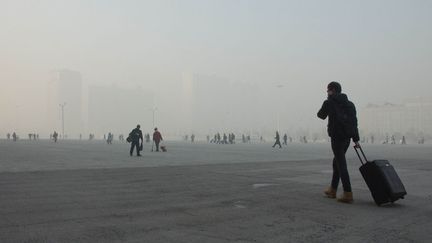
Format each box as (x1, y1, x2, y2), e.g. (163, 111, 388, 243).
(337, 191, 353, 203)
(324, 187, 337, 198)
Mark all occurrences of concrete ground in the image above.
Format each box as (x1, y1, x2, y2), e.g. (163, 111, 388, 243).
(0, 140, 431, 242)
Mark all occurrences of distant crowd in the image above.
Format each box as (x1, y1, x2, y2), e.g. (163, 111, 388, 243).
(1, 131, 427, 145)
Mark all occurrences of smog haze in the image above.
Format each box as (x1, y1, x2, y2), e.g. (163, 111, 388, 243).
(1, 0, 431, 138)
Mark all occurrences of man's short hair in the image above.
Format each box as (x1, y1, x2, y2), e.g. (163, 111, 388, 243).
(327, 81, 342, 93)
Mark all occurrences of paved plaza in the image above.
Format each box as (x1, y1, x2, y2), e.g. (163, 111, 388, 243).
(0, 140, 431, 242)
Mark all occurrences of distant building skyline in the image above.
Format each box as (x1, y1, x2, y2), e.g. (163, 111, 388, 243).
(47, 69, 83, 137)
(360, 98, 432, 137)
(88, 85, 154, 137)
(38, 69, 432, 140)
(180, 73, 303, 136)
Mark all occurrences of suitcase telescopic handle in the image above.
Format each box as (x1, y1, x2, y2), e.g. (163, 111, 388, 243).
(354, 145, 369, 165)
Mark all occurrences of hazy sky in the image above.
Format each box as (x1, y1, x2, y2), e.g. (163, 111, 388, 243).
(1, 0, 431, 135)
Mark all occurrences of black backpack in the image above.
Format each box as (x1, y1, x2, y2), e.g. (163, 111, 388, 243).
(334, 101, 358, 138)
(128, 129, 140, 142)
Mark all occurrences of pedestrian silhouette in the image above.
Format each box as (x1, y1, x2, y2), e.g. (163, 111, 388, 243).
(153, 128, 163, 152)
(128, 125, 143, 156)
(272, 131, 282, 148)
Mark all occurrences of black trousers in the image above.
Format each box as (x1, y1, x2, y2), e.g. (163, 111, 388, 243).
(273, 140, 282, 148)
(330, 137, 352, 192)
(130, 140, 140, 155)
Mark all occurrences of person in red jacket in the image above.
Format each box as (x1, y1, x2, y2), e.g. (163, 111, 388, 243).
(152, 127, 163, 152)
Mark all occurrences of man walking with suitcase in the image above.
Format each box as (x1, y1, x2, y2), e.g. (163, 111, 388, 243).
(317, 81, 360, 203)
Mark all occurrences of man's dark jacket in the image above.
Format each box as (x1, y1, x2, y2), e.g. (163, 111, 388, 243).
(317, 93, 360, 142)
(130, 128, 143, 142)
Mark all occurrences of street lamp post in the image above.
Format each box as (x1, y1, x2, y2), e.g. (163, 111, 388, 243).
(59, 102, 66, 139)
(275, 84, 284, 132)
(151, 107, 157, 128)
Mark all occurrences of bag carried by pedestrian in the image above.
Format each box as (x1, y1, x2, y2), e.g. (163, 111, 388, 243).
(334, 101, 357, 138)
(355, 146, 407, 206)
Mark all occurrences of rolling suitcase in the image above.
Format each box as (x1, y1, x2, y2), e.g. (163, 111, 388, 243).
(354, 146, 407, 206)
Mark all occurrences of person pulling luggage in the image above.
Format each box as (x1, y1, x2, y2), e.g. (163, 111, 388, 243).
(317, 81, 360, 203)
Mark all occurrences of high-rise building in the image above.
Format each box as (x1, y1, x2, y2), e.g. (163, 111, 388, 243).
(182, 73, 267, 135)
(88, 85, 154, 136)
(47, 69, 83, 137)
